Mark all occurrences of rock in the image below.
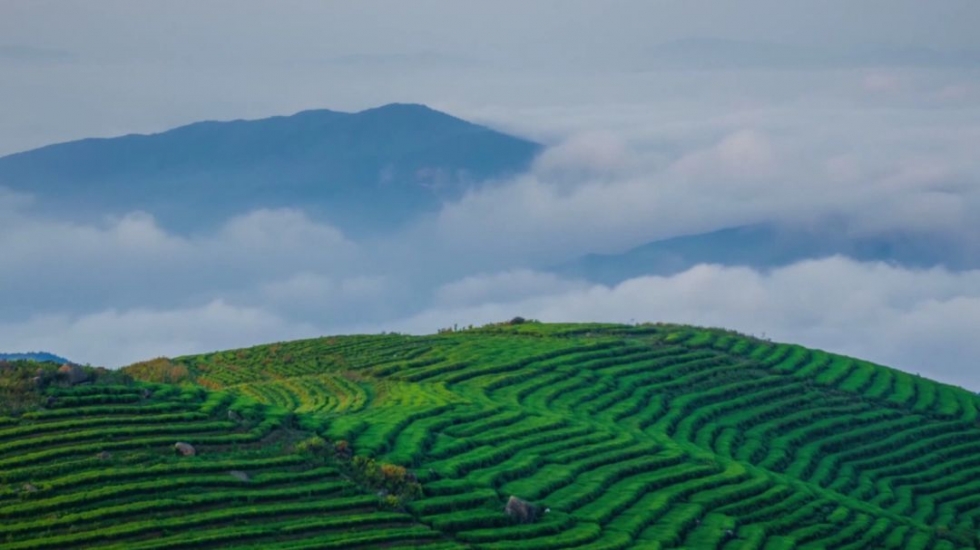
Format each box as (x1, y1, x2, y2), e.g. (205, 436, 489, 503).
(57, 364, 88, 386)
(228, 470, 249, 482)
(504, 495, 540, 524)
(174, 442, 196, 457)
(97, 451, 112, 461)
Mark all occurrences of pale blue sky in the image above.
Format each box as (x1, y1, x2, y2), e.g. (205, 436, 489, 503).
(1, 0, 979, 153)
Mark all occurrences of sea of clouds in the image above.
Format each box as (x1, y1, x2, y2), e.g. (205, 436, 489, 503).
(2, 64, 979, 388)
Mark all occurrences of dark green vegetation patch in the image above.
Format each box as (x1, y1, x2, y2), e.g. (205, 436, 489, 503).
(4, 323, 980, 549)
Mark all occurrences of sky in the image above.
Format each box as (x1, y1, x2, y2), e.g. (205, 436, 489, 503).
(2, 1, 980, 388)
(3, 1, 980, 154)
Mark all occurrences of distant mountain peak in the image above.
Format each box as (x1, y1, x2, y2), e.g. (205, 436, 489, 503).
(354, 103, 472, 126)
(363, 102, 434, 113)
(0, 103, 542, 235)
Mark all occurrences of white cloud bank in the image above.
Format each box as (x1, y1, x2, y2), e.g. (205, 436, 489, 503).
(0, 301, 320, 368)
(385, 258, 980, 390)
(1, 67, 978, 393)
(5, 257, 979, 391)
(412, 70, 980, 271)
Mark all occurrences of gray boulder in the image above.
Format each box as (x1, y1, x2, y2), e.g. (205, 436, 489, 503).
(174, 442, 196, 457)
(504, 496, 540, 524)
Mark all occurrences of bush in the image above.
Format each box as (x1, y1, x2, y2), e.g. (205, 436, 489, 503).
(0, 362, 49, 415)
(295, 436, 330, 457)
(123, 358, 190, 384)
(348, 456, 423, 506)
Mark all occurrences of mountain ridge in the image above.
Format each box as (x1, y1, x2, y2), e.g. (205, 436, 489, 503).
(0, 103, 542, 235)
(554, 222, 980, 285)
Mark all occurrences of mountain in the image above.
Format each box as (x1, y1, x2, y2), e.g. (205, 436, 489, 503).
(3, 322, 978, 548)
(0, 351, 70, 364)
(555, 223, 980, 285)
(0, 103, 541, 234)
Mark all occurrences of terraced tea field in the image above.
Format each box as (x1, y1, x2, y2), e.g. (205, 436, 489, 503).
(4, 322, 980, 548)
(0, 380, 453, 549)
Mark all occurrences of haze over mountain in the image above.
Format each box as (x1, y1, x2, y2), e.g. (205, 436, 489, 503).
(2, 1, 979, 391)
(555, 223, 980, 286)
(0, 103, 540, 234)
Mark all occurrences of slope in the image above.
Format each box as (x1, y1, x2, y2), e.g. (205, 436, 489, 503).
(5, 323, 980, 548)
(158, 323, 980, 548)
(0, 104, 541, 234)
(0, 360, 455, 549)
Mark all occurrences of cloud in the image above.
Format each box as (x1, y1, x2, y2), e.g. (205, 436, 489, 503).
(4, 254, 979, 392)
(381, 257, 980, 390)
(0, 300, 319, 368)
(258, 272, 392, 321)
(434, 269, 588, 308)
(414, 93, 980, 271)
(669, 129, 777, 182)
(0, 205, 358, 319)
(217, 209, 350, 254)
(531, 132, 635, 185)
(0, 186, 34, 214)
(2, 63, 979, 392)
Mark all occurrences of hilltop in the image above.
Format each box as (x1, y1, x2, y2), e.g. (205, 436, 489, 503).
(0, 104, 541, 234)
(2, 322, 980, 548)
(0, 352, 70, 364)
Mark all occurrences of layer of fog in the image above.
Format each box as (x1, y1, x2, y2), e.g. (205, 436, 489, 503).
(1, 66, 979, 391)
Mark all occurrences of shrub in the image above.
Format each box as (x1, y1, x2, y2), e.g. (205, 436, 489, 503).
(348, 455, 423, 507)
(295, 436, 330, 457)
(123, 358, 190, 384)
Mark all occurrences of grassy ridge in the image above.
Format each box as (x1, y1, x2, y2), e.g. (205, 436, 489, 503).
(5, 322, 980, 548)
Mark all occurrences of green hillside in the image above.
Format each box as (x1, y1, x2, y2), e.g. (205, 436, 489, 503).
(4, 322, 980, 549)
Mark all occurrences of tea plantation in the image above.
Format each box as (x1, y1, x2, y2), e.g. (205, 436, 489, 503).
(4, 322, 980, 549)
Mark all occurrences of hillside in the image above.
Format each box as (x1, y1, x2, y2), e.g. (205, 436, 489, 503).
(0, 104, 541, 234)
(4, 323, 980, 548)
